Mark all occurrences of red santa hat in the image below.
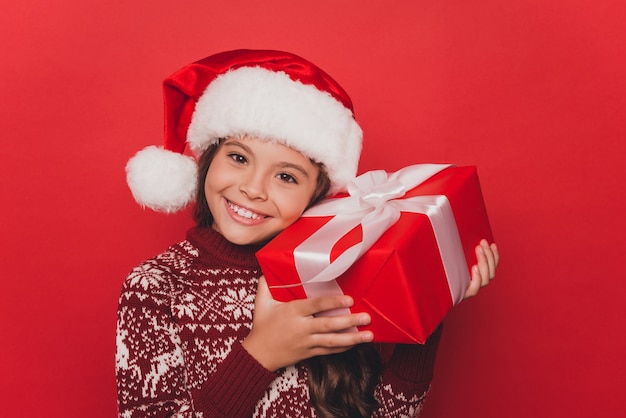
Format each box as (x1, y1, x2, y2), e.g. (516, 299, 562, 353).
(126, 49, 363, 213)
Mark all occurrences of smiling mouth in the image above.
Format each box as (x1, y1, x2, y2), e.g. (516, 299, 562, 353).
(226, 199, 268, 220)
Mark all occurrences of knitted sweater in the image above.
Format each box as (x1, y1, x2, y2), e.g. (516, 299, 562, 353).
(116, 226, 442, 418)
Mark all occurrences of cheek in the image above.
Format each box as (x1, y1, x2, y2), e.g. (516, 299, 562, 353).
(203, 174, 214, 202)
(203, 166, 226, 213)
(278, 189, 315, 223)
(204, 163, 227, 194)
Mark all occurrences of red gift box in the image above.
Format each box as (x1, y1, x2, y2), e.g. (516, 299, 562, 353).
(256, 164, 493, 344)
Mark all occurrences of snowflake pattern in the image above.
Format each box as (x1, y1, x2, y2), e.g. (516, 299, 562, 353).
(173, 293, 200, 320)
(127, 262, 166, 291)
(373, 383, 430, 418)
(219, 287, 255, 320)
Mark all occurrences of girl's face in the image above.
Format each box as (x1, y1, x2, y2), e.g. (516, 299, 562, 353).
(205, 136, 320, 245)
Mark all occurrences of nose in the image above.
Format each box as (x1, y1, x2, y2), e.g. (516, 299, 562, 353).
(239, 171, 268, 201)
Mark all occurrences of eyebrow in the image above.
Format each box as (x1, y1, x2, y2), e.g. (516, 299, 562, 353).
(223, 140, 312, 178)
(277, 161, 311, 178)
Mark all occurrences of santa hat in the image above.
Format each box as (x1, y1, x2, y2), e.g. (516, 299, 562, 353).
(126, 49, 363, 213)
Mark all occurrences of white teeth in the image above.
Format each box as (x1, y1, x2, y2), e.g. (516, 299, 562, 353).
(229, 202, 262, 219)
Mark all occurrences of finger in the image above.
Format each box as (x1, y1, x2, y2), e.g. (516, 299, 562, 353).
(464, 265, 482, 298)
(309, 329, 374, 351)
(480, 240, 497, 279)
(476, 244, 490, 287)
(491, 242, 500, 269)
(294, 294, 355, 317)
(310, 312, 371, 334)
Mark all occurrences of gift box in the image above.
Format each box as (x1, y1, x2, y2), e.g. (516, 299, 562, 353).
(256, 164, 493, 344)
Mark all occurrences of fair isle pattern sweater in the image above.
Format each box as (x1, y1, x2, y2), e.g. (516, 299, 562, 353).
(116, 226, 442, 417)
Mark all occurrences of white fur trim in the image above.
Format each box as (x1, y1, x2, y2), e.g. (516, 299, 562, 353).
(187, 67, 362, 193)
(126, 145, 198, 213)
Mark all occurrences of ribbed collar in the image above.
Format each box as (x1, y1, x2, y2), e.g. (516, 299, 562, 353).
(186, 226, 264, 270)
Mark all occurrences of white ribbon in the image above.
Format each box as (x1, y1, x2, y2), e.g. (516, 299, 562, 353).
(285, 163, 470, 306)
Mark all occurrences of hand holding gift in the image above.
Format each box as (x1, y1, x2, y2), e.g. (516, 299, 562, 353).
(242, 276, 374, 372)
(465, 239, 500, 299)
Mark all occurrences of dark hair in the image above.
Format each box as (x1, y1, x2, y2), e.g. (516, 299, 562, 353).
(193, 142, 221, 227)
(193, 140, 382, 416)
(305, 345, 382, 418)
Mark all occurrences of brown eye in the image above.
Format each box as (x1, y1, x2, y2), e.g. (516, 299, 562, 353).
(228, 153, 247, 164)
(277, 172, 298, 184)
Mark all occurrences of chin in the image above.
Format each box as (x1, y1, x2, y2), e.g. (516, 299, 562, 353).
(222, 231, 271, 246)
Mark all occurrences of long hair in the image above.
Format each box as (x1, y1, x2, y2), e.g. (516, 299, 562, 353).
(193, 142, 221, 227)
(305, 344, 382, 418)
(193, 141, 382, 416)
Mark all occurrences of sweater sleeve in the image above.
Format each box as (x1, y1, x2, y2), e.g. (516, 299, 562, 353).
(191, 342, 276, 416)
(384, 325, 443, 387)
(374, 325, 443, 417)
(115, 263, 275, 418)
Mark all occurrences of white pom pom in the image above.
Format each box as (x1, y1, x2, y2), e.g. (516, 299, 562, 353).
(125, 146, 198, 213)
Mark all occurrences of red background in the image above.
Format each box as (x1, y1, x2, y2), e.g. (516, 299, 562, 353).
(1, 1, 624, 416)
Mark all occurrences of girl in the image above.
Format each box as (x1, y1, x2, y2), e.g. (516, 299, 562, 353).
(117, 49, 499, 418)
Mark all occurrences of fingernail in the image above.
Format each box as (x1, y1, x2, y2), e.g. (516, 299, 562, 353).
(359, 314, 371, 325)
(362, 332, 374, 342)
(342, 296, 354, 307)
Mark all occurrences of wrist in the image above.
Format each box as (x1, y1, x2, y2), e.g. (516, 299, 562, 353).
(241, 335, 280, 372)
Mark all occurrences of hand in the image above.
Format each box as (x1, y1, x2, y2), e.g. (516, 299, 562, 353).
(242, 276, 374, 372)
(464, 239, 500, 299)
